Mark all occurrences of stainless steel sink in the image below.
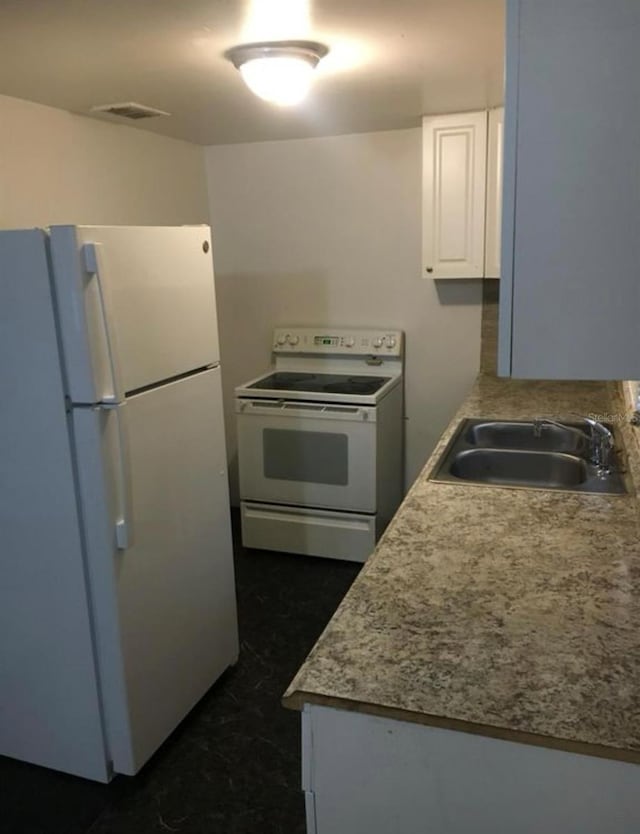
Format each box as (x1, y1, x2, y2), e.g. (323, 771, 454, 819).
(450, 448, 587, 489)
(465, 420, 585, 454)
(432, 418, 626, 494)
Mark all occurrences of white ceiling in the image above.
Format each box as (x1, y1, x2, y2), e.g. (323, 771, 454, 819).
(0, 0, 505, 146)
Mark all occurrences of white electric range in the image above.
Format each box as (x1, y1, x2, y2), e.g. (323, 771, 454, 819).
(235, 327, 404, 562)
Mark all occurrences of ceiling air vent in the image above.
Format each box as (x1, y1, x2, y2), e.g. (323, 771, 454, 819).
(90, 102, 170, 120)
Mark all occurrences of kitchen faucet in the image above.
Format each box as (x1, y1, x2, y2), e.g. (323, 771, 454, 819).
(532, 415, 614, 475)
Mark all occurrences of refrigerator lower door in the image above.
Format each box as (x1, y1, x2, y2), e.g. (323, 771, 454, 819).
(49, 225, 221, 404)
(0, 228, 109, 782)
(72, 366, 238, 775)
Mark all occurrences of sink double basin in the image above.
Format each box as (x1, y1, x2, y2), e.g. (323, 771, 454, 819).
(466, 420, 586, 455)
(431, 418, 626, 494)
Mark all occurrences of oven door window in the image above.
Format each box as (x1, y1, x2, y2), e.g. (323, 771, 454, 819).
(263, 428, 348, 485)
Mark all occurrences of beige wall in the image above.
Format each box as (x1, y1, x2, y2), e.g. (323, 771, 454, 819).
(0, 94, 209, 227)
(205, 128, 483, 503)
(0, 97, 482, 503)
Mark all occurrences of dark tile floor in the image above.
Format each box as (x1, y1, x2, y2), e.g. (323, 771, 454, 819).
(1, 515, 361, 834)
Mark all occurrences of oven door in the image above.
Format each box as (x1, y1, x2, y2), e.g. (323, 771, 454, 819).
(236, 399, 377, 513)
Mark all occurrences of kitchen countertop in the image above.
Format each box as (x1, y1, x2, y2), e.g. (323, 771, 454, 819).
(283, 373, 640, 763)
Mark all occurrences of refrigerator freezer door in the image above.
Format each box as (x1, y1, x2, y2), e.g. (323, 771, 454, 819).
(0, 229, 109, 781)
(49, 225, 220, 404)
(71, 366, 238, 774)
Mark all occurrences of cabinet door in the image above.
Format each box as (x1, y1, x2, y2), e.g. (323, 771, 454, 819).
(498, 0, 640, 379)
(484, 107, 504, 280)
(422, 111, 488, 279)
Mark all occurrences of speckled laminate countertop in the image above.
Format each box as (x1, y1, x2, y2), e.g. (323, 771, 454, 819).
(283, 374, 640, 763)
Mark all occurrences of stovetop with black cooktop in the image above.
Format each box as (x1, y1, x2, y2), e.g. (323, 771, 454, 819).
(247, 372, 390, 397)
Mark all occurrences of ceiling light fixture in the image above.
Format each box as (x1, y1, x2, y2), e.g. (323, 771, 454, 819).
(225, 40, 329, 106)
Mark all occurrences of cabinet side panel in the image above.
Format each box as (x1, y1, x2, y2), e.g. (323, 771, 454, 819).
(484, 107, 505, 280)
(509, 0, 640, 379)
(497, 0, 521, 376)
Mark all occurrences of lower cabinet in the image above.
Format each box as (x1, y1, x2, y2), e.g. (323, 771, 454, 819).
(301, 704, 640, 834)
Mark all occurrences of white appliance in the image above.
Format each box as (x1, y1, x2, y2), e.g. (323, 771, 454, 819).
(0, 225, 238, 783)
(235, 328, 404, 563)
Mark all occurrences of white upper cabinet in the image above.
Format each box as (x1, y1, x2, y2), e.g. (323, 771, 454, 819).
(484, 107, 504, 280)
(422, 109, 504, 280)
(422, 111, 488, 279)
(498, 0, 640, 379)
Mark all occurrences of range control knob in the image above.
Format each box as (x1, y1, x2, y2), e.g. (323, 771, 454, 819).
(385, 336, 397, 349)
(372, 337, 384, 349)
(276, 333, 287, 345)
(287, 334, 300, 346)
(344, 337, 355, 348)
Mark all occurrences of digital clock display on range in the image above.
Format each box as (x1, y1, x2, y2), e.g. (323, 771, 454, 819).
(314, 336, 338, 346)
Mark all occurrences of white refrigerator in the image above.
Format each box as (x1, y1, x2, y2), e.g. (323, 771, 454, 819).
(0, 225, 239, 782)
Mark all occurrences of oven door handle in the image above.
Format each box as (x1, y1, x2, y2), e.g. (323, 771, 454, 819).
(236, 399, 375, 421)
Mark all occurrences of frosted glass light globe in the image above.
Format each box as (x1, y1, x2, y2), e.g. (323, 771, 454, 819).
(225, 41, 329, 108)
(240, 56, 315, 106)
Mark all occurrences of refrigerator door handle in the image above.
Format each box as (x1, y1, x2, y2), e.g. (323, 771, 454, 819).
(102, 402, 134, 550)
(82, 242, 124, 403)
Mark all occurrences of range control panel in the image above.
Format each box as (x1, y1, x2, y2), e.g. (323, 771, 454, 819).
(272, 328, 404, 357)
